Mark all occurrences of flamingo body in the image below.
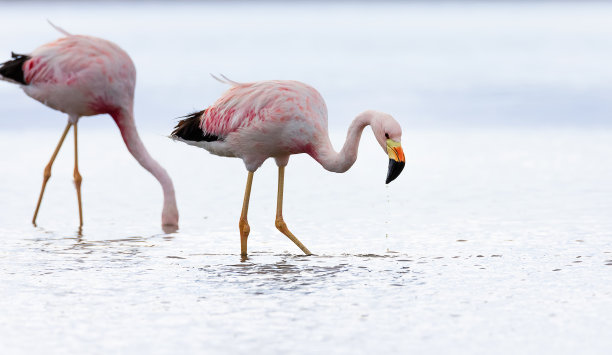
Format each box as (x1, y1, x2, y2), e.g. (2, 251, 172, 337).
(21, 35, 135, 120)
(175, 80, 328, 171)
(19, 35, 135, 119)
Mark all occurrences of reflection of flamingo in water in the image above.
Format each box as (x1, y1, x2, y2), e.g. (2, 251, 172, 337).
(0, 25, 178, 230)
(172, 77, 405, 256)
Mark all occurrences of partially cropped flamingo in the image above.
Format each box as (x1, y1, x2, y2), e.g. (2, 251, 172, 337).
(171, 77, 405, 256)
(0, 25, 178, 229)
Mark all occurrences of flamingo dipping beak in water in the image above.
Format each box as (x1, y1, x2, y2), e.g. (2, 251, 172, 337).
(171, 76, 405, 257)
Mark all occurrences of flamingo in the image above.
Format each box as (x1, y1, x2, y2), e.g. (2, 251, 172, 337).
(171, 77, 405, 256)
(0, 25, 179, 230)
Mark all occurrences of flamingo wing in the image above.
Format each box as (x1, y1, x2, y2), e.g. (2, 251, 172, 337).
(23, 35, 134, 86)
(199, 80, 328, 138)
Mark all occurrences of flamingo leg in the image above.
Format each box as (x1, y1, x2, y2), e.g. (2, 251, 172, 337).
(239, 171, 254, 256)
(32, 122, 72, 225)
(275, 166, 312, 255)
(73, 122, 83, 226)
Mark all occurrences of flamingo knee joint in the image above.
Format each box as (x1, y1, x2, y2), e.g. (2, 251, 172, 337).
(239, 219, 250, 236)
(73, 171, 82, 185)
(275, 218, 287, 231)
(43, 165, 52, 180)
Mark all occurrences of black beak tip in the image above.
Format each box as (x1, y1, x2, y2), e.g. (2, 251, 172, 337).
(386, 159, 405, 184)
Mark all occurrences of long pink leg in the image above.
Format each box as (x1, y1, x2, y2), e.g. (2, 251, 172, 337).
(239, 171, 254, 257)
(32, 122, 72, 225)
(73, 121, 83, 226)
(275, 166, 312, 255)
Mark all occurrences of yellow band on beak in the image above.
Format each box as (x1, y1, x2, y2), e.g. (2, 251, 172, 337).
(386, 139, 405, 162)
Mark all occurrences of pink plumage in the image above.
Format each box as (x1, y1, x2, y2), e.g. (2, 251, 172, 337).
(20, 35, 134, 118)
(0, 30, 178, 229)
(196, 80, 328, 171)
(202, 80, 327, 136)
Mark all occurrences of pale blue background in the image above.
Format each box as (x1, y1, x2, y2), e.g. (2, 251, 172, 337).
(1, 1, 611, 132)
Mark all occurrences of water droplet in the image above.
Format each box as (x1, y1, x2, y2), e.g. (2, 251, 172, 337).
(385, 184, 390, 239)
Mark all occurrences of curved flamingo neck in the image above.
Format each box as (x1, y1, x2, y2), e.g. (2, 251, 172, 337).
(313, 111, 374, 173)
(112, 109, 179, 228)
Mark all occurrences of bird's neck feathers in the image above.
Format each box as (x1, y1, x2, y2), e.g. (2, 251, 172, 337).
(112, 109, 179, 229)
(314, 111, 374, 173)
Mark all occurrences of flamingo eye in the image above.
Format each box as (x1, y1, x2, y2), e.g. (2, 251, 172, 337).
(385, 133, 389, 139)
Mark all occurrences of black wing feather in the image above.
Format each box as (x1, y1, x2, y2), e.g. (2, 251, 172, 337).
(172, 110, 222, 142)
(0, 52, 30, 85)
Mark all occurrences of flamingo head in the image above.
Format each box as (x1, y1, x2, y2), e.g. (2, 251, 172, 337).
(370, 111, 405, 184)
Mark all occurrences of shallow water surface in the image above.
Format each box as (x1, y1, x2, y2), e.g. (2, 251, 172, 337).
(1, 128, 612, 354)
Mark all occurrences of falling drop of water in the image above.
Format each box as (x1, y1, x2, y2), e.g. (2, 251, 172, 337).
(385, 184, 390, 239)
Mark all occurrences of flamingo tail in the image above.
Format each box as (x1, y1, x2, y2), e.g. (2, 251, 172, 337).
(0, 52, 30, 85)
(171, 110, 222, 142)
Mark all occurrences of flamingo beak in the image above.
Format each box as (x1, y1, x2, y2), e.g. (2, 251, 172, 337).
(386, 139, 405, 184)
